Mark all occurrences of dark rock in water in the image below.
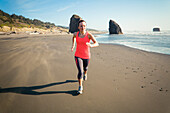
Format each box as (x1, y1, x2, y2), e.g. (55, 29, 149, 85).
(153, 28, 160, 32)
(109, 20, 123, 34)
(69, 14, 82, 33)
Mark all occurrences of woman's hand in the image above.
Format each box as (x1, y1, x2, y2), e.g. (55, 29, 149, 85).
(86, 42, 92, 47)
(71, 47, 74, 52)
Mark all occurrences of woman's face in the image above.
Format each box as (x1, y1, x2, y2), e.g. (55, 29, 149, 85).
(78, 22, 86, 32)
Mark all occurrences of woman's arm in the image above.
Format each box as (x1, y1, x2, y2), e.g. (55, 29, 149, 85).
(86, 32, 99, 48)
(71, 32, 76, 52)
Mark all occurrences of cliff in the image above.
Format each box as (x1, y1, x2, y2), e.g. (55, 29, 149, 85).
(0, 10, 68, 34)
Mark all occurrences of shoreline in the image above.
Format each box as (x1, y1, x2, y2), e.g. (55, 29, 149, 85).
(100, 43, 170, 56)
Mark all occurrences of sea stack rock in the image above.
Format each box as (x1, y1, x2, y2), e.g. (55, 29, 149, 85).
(69, 14, 82, 33)
(153, 27, 160, 32)
(109, 20, 123, 34)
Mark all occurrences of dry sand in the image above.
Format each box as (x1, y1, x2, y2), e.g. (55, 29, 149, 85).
(0, 34, 170, 113)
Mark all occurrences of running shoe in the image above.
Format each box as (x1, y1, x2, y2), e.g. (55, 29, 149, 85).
(78, 86, 83, 94)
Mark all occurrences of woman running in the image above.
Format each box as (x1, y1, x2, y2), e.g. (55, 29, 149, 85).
(71, 20, 99, 94)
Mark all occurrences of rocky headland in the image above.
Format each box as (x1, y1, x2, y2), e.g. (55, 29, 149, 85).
(109, 19, 123, 34)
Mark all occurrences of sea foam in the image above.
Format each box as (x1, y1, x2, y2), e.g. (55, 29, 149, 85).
(96, 31, 170, 55)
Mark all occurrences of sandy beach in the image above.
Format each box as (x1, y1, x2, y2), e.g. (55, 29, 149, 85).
(0, 34, 170, 113)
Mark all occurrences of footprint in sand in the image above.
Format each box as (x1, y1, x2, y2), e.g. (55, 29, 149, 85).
(133, 71, 137, 73)
(159, 88, 169, 92)
(141, 86, 146, 88)
(158, 88, 169, 92)
(159, 88, 163, 91)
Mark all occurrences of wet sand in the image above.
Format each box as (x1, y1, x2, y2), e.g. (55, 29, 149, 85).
(0, 34, 170, 113)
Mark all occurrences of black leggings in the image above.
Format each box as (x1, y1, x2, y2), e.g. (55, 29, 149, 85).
(75, 56, 90, 79)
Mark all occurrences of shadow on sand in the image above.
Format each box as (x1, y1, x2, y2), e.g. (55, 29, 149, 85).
(0, 80, 79, 96)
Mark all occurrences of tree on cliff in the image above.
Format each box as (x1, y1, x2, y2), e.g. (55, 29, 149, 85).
(0, 9, 56, 29)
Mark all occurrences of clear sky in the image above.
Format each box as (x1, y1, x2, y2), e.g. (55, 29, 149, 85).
(0, 0, 170, 31)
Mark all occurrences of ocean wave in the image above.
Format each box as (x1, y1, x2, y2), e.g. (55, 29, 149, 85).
(96, 31, 170, 55)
